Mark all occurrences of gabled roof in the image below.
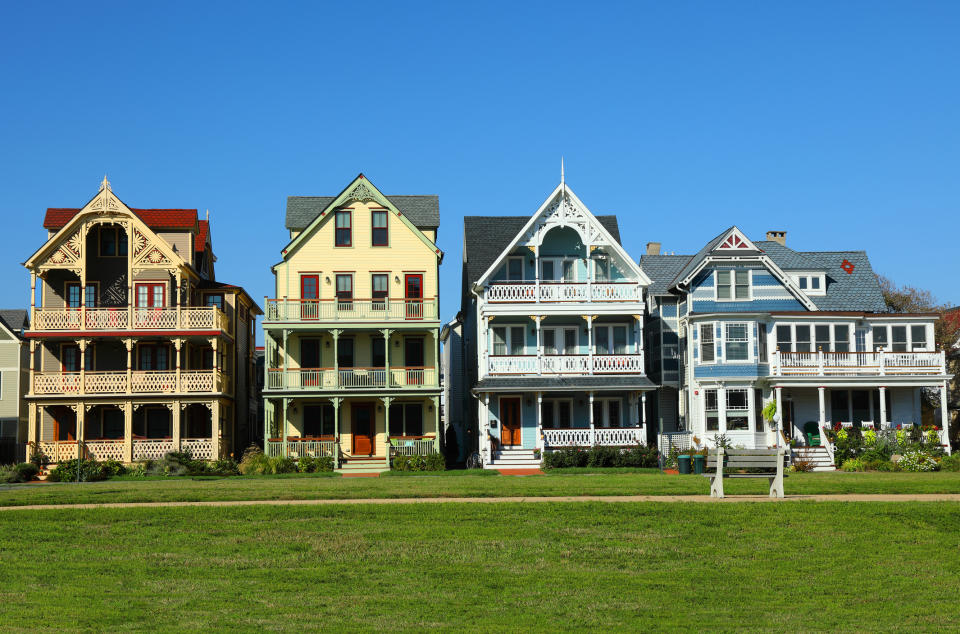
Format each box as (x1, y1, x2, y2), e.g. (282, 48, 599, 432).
(638, 254, 693, 296)
(0, 309, 27, 339)
(753, 241, 823, 270)
(286, 195, 440, 231)
(195, 220, 209, 252)
(668, 226, 734, 287)
(799, 250, 886, 312)
(463, 215, 623, 287)
(44, 208, 198, 231)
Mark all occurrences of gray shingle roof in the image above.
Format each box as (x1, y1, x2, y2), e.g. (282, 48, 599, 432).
(638, 254, 693, 296)
(474, 375, 656, 392)
(667, 226, 734, 287)
(754, 241, 823, 270)
(798, 250, 887, 312)
(286, 195, 440, 232)
(0, 309, 27, 338)
(463, 215, 622, 287)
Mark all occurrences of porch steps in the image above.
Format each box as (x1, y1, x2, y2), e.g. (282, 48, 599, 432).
(338, 457, 389, 475)
(487, 448, 542, 470)
(792, 446, 835, 472)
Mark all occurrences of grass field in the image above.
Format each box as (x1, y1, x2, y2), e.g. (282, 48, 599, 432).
(1, 471, 960, 507)
(0, 501, 957, 631)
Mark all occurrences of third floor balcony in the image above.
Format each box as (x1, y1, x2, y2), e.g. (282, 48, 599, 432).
(772, 350, 946, 377)
(31, 306, 229, 334)
(483, 280, 642, 304)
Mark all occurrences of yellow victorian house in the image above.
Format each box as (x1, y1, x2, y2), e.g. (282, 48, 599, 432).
(264, 174, 443, 473)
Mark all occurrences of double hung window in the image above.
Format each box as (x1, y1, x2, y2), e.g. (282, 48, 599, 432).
(724, 323, 750, 361)
(492, 326, 525, 356)
(705, 389, 720, 431)
(699, 324, 715, 363)
(335, 210, 352, 246)
(594, 325, 628, 355)
(336, 274, 353, 309)
(372, 274, 388, 310)
(371, 211, 388, 246)
(717, 270, 750, 301)
(725, 389, 750, 430)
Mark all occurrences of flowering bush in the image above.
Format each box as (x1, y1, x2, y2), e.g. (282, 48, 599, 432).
(863, 429, 877, 446)
(895, 430, 907, 448)
(898, 450, 939, 472)
(925, 428, 940, 445)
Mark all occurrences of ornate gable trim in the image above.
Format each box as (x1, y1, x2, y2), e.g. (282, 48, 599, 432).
(474, 183, 650, 289)
(282, 174, 443, 261)
(712, 227, 759, 253)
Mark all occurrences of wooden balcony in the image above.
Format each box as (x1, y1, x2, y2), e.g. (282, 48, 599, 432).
(772, 350, 946, 377)
(488, 354, 644, 375)
(265, 366, 438, 391)
(30, 306, 229, 334)
(264, 298, 438, 324)
(484, 281, 641, 304)
(32, 370, 229, 395)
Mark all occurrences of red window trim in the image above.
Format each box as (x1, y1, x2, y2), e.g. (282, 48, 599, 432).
(335, 210, 352, 247)
(335, 273, 354, 299)
(135, 283, 166, 308)
(371, 210, 389, 247)
(404, 274, 424, 299)
(300, 274, 320, 300)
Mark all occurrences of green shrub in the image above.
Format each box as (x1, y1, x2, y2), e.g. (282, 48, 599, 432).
(424, 452, 446, 471)
(840, 458, 865, 472)
(47, 459, 107, 482)
(100, 459, 127, 477)
(543, 444, 658, 470)
(0, 464, 23, 483)
(392, 453, 445, 472)
(15, 462, 39, 481)
(208, 458, 240, 476)
(296, 455, 334, 473)
(267, 456, 297, 474)
(863, 459, 895, 472)
(239, 447, 271, 475)
(938, 453, 960, 472)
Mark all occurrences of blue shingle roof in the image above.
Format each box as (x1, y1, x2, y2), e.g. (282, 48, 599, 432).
(639, 254, 693, 296)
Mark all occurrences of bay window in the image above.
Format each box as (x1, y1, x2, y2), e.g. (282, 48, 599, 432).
(705, 389, 719, 431)
(725, 389, 749, 430)
(724, 323, 750, 361)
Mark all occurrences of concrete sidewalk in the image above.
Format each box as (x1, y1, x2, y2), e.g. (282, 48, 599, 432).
(2, 493, 959, 511)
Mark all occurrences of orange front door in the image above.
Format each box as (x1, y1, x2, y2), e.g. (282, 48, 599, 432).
(501, 398, 522, 446)
(352, 404, 375, 455)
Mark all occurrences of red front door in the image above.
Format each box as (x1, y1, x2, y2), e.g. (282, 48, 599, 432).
(300, 275, 319, 320)
(404, 274, 423, 319)
(352, 404, 375, 455)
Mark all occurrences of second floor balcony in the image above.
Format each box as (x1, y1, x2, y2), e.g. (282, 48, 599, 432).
(265, 298, 439, 324)
(32, 369, 230, 396)
(488, 353, 644, 376)
(266, 366, 438, 391)
(31, 306, 229, 334)
(772, 350, 946, 377)
(483, 281, 641, 304)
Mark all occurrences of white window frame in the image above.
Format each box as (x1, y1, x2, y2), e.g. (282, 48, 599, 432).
(715, 269, 752, 302)
(505, 256, 525, 281)
(542, 327, 579, 355)
(722, 322, 752, 363)
(773, 322, 857, 354)
(591, 255, 610, 282)
(698, 322, 716, 364)
(790, 272, 827, 296)
(491, 325, 527, 356)
(724, 388, 751, 432)
(593, 323, 630, 355)
(592, 397, 623, 428)
(870, 323, 933, 352)
(540, 257, 579, 282)
(542, 398, 574, 428)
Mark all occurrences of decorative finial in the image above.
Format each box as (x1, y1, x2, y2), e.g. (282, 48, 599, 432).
(99, 174, 111, 192)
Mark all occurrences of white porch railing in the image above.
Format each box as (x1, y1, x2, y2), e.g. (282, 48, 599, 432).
(485, 281, 641, 303)
(773, 350, 945, 376)
(35, 441, 79, 462)
(31, 306, 228, 333)
(83, 439, 126, 462)
(543, 427, 643, 447)
(132, 439, 176, 461)
(32, 370, 226, 395)
(265, 439, 337, 459)
(264, 298, 438, 323)
(658, 431, 693, 455)
(388, 437, 437, 457)
(488, 354, 644, 375)
(266, 367, 438, 390)
(181, 438, 214, 460)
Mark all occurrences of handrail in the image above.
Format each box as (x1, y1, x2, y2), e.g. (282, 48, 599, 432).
(819, 426, 836, 466)
(265, 297, 437, 302)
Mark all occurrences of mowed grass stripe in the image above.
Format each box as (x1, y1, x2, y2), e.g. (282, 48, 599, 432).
(0, 502, 956, 631)
(2, 471, 960, 507)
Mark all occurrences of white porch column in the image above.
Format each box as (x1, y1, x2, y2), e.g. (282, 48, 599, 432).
(588, 391, 596, 445)
(28, 340, 36, 396)
(536, 392, 543, 451)
(940, 382, 951, 455)
(332, 397, 341, 467)
(382, 329, 391, 387)
(172, 400, 181, 450)
(78, 339, 88, 395)
(587, 316, 594, 375)
(125, 339, 133, 395)
(174, 339, 182, 392)
(331, 329, 340, 385)
(29, 272, 36, 327)
(818, 386, 826, 430)
(27, 402, 37, 446)
(481, 393, 491, 466)
(879, 386, 887, 427)
(282, 397, 289, 457)
(123, 402, 133, 463)
(175, 270, 182, 327)
(535, 316, 542, 376)
(775, 386, 784, 438)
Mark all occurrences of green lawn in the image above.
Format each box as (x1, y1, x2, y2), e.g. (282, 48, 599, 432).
(1, 471, 960, 507)
(0, 502, 956, 630)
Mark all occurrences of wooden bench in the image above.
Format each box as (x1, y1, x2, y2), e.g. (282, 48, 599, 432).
(704, 448, 788, 498)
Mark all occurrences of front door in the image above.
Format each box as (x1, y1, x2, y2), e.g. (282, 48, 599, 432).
(501, 397, 522, 447)
(352, 404, 375, 455)
(404, 274, 423, 319)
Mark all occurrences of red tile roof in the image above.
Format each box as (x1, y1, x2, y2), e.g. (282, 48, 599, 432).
(195, 219, 209, 252)
(44, 208, 198, 231)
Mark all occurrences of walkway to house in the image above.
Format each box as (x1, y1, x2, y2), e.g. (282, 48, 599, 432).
(1, 493, 959, 511)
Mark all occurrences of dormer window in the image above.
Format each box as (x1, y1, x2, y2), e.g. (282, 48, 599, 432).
(716, 270, 749, 301)
(791, 273, 825, 295)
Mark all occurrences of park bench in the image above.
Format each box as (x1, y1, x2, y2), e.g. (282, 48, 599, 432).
(704, 447, 788, 499)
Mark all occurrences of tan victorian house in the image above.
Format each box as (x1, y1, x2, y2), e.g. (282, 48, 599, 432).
(23, 177, 261, 464)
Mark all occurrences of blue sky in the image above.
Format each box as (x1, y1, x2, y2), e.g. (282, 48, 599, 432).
(1, 1, 958, 340)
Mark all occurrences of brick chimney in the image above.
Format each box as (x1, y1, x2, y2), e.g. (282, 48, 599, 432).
(766, 231, 786, 246)
(646, 242, 662, 255)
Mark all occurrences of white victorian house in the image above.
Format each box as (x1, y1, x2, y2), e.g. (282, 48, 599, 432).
(460, 179, 656, 468)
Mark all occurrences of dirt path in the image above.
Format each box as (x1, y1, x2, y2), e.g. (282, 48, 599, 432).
(2, 493, 959, 511)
